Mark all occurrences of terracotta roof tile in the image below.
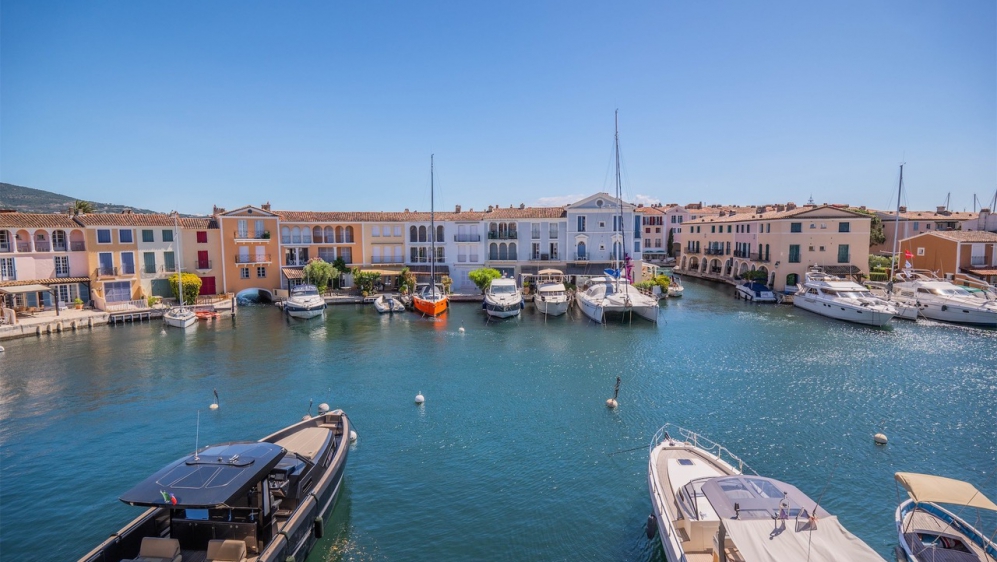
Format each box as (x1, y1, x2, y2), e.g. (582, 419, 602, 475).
(0, 212, 81, 229)
(685, 205, 869, 224)
(73, 213, 178, 227)
(276, 206, 566, 223)
(0, 277, 90, 288)
(179, 217, 218, 229)
(919, 230, 997, 243)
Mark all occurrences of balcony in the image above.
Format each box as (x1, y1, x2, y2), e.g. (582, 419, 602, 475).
(408, 256, 447, 264)
(971, 256, 987, 267)
(685, 247, 701, 254)
(0, 243, 10, 253)
(141, 265, 160, 278)
(71, 241, 86, 251)
(454, 234, 482, 242)
(280, 236, 314, 245)
(96, 266, 118, 277)
(234, 231, 271, 241)
(55, 270, 72, 278)
(53, 243, 68, 252)
(530, 253, 558, 262)
(35, 242, 51, 252)
(371, 257, 405, 264)
(17, 243, 31, 252)
(487, 231, 518, 240)
(196, 260, 212, 270)
(573, 254, 589, 261)
(235, 254, 271, 264)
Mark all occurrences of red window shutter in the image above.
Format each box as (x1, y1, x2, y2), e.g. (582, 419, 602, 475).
(197, 231, 207, 243)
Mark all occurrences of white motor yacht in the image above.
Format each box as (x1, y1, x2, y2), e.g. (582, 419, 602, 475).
(667, 274, 684, 297)
(891, 272, 997, 327)
(483, 277, 523, 318)
(735, 281, 776, 303)
(794, 269, 897, 326)
(894, 472, 997, 562)
(532, 269, 570, 316)
(648, 424, 887, 562)
(576, 276, 659, 324)
(284, 284, 327, 319)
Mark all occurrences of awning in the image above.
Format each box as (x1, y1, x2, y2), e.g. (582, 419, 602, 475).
(0, 277, 89, 288)
(820, 265, 862, 275)
(359, 268, 404, 275)
(0, 284, 53, 295)
(409, 265, 450, 275)
(964, 267, 997, 276)
(895, 472, 997, 511)
(721, 517, 886, 562)
(281, 267, 304, 280)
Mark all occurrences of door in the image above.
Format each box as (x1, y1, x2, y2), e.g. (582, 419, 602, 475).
(199, 276, 216, 295)
(104, 281, 132, 302)
(197, 251, 209, 270)
(151, 279, 172, 297)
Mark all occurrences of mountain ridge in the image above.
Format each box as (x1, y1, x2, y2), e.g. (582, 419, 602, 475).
(0, 182, 161, 215)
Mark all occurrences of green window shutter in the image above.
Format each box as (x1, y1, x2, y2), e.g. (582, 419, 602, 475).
(142, 230, 154, 242)
(162, 229, 174, 242)
(164, 251, 176, 271)
(143, 252, 157, 273)
(837, 244, 849, 263)
(789, 245, 801, 263)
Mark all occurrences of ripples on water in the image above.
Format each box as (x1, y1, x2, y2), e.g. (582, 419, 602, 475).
(1, 280, 994, 560)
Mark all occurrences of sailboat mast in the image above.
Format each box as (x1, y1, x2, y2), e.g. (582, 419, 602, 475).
(430, 154, 435, 289)
(890, 164, 904, 278)
(614, 110, 627, 290)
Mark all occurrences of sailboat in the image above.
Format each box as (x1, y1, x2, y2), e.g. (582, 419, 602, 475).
(412, 155, 449, 317)
(880, 164, 919, 320)
(575, 112, 659, 324)
(164, 215, 196, 328)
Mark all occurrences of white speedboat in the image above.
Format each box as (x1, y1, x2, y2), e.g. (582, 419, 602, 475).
(648, 424, 887, 562)
(892, 272, 997, 327)
(483, 277, 523, 318)
(284, 284, 327, 319)
(667, 275, 684, 298)
(895, 472, 997, 562)
(373, 294, 405, 313)
(164, 306, 196, 328)
(735, 281, 776, 303)
(794, 269, 897, 326)
(532, 269, 570, 316)
(576, 276, 659, 324)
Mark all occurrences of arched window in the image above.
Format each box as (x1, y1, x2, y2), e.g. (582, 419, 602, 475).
(324, 226, 334, 243)
(499, 243, 508, 260)
(499, 223, 507, 238)
(489, 243, 498, 260)
(410, 226, 418, 242)
(509, 243, 517, 260)
(312, 227, 322, 243)
(489, 222, 498, 238)
(577, 241, 586, 259)
(291, 227, 301, 244)
(335, 226, 344, 243)
(281, 226, 291, 244)
(419, 226, 427, 242)
(787, 273, 799, 286)
(436, 225, 444, 243)
(345, 226, 354, 243)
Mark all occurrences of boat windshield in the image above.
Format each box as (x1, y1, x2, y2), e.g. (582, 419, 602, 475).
(935, 287, 973, 297)
(292, 286, 319, 296)
(836, 291, 870, 299)
(491, 284, 517, 294)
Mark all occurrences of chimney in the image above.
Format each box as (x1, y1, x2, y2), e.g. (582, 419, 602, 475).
(262, 201, 271, 212)
(786, 202, 796, 210)
(755, 206, 766, 214)
(859, 205, 866, 211)
(899, 206, 907, 213)
(455, 204, 461, 213)
(519, 203, 525, 209)
(404, 208, 409, 213)
(776, 204, 786, 212)
(487, 205, 493, 212)
(936, 205, 946, 213)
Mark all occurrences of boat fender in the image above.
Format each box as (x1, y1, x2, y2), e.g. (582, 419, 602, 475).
(645, 514, 657, 539)
(482, 302, 486, 310)
(313, 516, 324, 539)
(941, 305, 948, 311)
(520, 301, 525, 309)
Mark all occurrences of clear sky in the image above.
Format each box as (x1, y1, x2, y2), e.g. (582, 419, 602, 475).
(2, 1, 994, 216)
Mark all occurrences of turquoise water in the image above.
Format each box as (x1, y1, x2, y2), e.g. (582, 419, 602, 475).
(1, 280, 995, 561)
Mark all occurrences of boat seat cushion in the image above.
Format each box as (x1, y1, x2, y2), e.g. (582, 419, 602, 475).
(134, 537, 182, 562)
(206, 539, 248, 561)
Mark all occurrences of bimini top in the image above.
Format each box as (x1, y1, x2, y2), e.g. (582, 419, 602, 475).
(895, 472, 997, 511)
(702, 475, 886, 562)
(119, 442, 285, 508)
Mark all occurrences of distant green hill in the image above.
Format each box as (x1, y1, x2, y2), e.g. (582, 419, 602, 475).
(0, 182, 159, 214)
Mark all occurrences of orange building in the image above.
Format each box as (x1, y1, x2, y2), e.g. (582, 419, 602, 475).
(214, 205, 281, 298)
(900, 230, 997, 285)
(273, 211, 366, 288)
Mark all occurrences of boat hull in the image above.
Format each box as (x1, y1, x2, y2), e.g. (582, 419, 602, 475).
(285, 303, 326, 319)
(164, 308, 196, 328)
(793, 295, 894, 326)
(916, 302, 997, 327)
(413, 295, 448, 316)
(484, 297, 523, 318)
(533, 297, 569, 316)
(896, 499, 997, 562)
(735, 285, 777, 303)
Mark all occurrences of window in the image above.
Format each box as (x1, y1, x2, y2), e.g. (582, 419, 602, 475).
(790, 223, 802, 233)
(837, 244, 849, 263)
(237, 220, 248, 238)
(98, 252, 114, 274)
(142, 230, 154, 242)
(372, 226, 381, 237)
(819, 246, 825, 252)
(394, 226, 402, 237)
(789, 245, 801, 263)
(255, 220, 265, 238)
(810, 223, 816, 229)
(1, 257, 16, 280)
(163, 229, 174, 242)
(143, 252, 157, 274)
(711, 226, 716, 233)
(240, 267, 250, 279)
(912, 221, 919, 231)
(196, 231, 207, 243)
(97, 229, 112, 244)
(838, 222, 850, 233)
(656, 227, 661, 233)
(119, 230, 133, 244)
(746, 225, 751, 233)
(257, 266, 267, 278)
(532, 223, 541, 239)
(577, 216, 586, 232)
(164, 251, 176, 272)
(55, 256, 70, 277)
(917, 247, 925, 256)
(725, 226, 729, 233)
(120, 252, 135, 275)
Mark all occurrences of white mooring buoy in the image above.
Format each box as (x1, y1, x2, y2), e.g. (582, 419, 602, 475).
(349, 430, 358, 442)
(458, 321, 465, 334)
(0, 345, 5, 353)
(415, 392, 425, 405)
(874, 433, 888, 445)
(209, 389, 219, 410)
(318, 403, 330, 415)
(606, 398, 618, 409)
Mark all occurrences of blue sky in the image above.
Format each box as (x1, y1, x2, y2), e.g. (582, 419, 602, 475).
(2, 1, 994, 215)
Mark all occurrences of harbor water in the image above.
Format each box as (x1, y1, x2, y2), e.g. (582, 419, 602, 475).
(1, 279, 995, 560)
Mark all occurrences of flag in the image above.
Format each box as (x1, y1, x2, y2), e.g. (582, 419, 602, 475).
(904, 249, 913, 260)
(905, 261, 912, 269)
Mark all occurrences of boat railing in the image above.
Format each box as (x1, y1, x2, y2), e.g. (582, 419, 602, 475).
(650, 424, 757, 475)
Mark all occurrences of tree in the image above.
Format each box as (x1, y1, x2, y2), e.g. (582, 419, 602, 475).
(350, 268, 381, 295)
(666, 229, 674, 258)
(468, 268, 501, 293)
(303, 259, 335, 293)
(397, 267, 417, 294)
(169, 272, 202, 305)
(70, 200, 95, 214)
(440, 275, 453, 294)
(851, 208, 886, 247)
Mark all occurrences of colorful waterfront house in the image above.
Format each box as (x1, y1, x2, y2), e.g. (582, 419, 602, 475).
(179, 217, 222, 295)
(870, 205, 976, 256)
(636, 205, 668, 260)
(565, 193, 643, 279)
(128, 214, 187, 301)
(74, 212, 166, 308)
(0, 211, 91, 310)
(961, 207, 997, 233)
(899, 230, 997, 286)
(677, 203, 872, 292)
(272, 211, 365, 289)
(404, 209, 457, 289)
(213, 205, 281, 299)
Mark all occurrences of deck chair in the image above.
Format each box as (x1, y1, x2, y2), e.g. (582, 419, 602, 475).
(133, 537, 181, 562)
(206, 539, 248, 562)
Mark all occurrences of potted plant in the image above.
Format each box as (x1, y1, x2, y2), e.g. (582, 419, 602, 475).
(73, 297, 84, 310)
(262, 230, 271, 239)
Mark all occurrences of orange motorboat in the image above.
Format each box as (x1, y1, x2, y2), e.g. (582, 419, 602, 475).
(412, 283, 448, 316)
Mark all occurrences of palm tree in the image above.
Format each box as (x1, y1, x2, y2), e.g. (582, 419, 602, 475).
(70, 200, 95, 214)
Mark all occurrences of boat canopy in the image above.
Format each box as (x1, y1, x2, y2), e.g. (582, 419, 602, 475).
(119, 442, 286, 508)
(894, 472, 997, 511)
(721, 516, 886, 562)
